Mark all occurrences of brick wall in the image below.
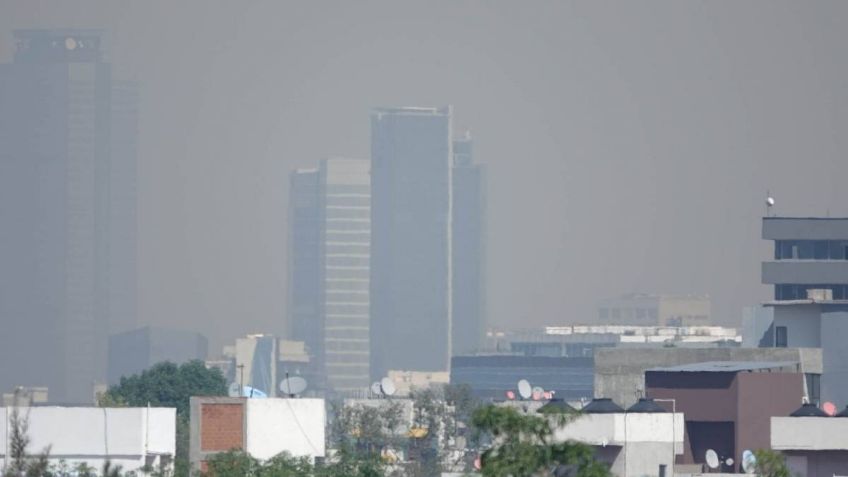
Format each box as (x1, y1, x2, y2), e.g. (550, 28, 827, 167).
(200, 402, 244, 451)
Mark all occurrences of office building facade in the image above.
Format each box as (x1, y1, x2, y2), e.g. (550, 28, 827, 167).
(289, 158, 371, 393)
(0, 30, 137, 402)
(370, 106, 453, 379)
(451, 132, 486, 356)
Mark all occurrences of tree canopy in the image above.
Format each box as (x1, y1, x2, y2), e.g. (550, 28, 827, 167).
(471, 405, 610, 477)
(101, 360, 226, 416)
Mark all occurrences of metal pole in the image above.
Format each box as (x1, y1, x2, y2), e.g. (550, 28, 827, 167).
(655, 398, 677, 477)
(238, 364, 245, 397)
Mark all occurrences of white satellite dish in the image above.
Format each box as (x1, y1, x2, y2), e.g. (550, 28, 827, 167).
(517, 379, 532, 400)
(371, 381, 383, 396)
(725, 457, 735, 467)
(766, 196, 775, 207)
(279, 376, 307, 396)
(380, 377, 396, 396)
(705, 449, 720, 470)
(228, 382, 241, 398)
(742, 450, 757, 474)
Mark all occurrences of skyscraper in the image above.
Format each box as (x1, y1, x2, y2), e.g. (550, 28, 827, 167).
(0, 30, 137, 402)
(289, 158, 371, 393)
(451, 133, 486, 356)
(370, 106, 453, 379)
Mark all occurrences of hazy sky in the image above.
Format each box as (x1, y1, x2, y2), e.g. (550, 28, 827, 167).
(3, 1, 848, 353)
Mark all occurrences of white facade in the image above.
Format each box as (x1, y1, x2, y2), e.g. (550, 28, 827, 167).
(243, 399, 326, 460)
(771, 417, 848, 451)
(553, 413, 684, 477)
(0, 406, 175, 473)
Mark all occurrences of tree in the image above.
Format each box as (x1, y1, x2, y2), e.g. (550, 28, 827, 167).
(471, 405, 610, 477)
(753, 449, 792, 477)
(2, 392, 51, 477)
(101, 360, 227, 477)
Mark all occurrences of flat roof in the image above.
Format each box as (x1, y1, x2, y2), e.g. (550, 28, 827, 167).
(764, 217, 848, 221)
(648, 360, 798, 373)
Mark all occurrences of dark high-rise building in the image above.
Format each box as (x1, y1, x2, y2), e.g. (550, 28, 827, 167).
(370, 106, 453, 379)
(0, 30, 137, 402)
(451, 132, 486, 356)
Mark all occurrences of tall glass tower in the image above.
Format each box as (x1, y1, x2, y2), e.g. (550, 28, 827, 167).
(0, 30, 137, 402)
(370, 106, 453, 379)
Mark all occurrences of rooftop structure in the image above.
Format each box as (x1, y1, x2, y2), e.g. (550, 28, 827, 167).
(0, 406, 175, 473)
(771, 415, 848, 477)
(597, 294, 710, 327)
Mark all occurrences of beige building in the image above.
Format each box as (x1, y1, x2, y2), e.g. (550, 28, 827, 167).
(597, 294, 711, 327)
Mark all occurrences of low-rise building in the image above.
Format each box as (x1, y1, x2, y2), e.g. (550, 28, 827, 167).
(595, 346, 821, 407)
(386, 370, 450, 396)
(0, 406, 175, 473)
(553, 404, 684, 477)
(646, 361, 806, 472)
(771, 414, 848, 477)
(451, 355, 594, 401)
(597, 294, 711, 327)
(189, 397, 325, 471)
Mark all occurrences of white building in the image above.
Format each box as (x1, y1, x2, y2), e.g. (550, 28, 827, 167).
(0, 406, 176, 473)
(553, 411, 684, 477)
(189, 397, 325, 469)
(771, 416, 848, 477)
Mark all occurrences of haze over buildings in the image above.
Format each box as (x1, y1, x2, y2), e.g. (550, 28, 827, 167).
(2, 1, 848, 387)
(0, 29, 136, 402)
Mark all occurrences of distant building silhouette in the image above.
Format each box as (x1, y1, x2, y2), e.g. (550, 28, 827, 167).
(370, 107, 453, 379)
(289, 158, 371, 393)
(0, 30, 137, 402)
(451, 132, 486, 356)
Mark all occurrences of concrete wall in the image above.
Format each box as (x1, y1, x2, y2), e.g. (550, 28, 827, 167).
(763, 218, 848, 240)
(244, 399, 325, 460)
(0, 406, 175, 472)
(595, 347, 821, 407)
(821, 311, 848, 406)
(762, 260, 848, 285)
(190, 397, 325, 470)
(552, 413, 684, 477)
(772, 417, 848, 450)
(783, 451, 848, 477)
(772, 305, 822, 348)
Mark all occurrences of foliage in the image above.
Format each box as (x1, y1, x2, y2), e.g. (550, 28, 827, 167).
(2, 396, 52, 477)
(101, 360, 226, 416)
(202, 449, 383, 477)
(101, 360, 226, 477)
(753, 449, 792, 477)
(471, 405, 610, 477)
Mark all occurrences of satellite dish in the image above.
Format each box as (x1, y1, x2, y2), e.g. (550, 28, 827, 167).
(705, 449, 720, 470)
(505, 390, 516, 400)
(532, 386, 545, 401)
(279, 376, 307, 396)
(766, 197, 775, 207)
(517, 379, 532, 400)
(241, 385, 267, 398)
(228, 382, 241, 398)
(371, 381, 383, 396)
(380, 377, 396, 396)
(823, 401, 837, 416)
(742, 450, 757, 474)
(726, 457, 735, 467)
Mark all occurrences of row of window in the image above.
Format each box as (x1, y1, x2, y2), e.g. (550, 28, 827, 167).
(774, 240, 848, 260)
(774, 284, 848, 300)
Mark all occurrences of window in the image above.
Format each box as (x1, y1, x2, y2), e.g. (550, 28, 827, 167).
(775, 326, 788, 348)
(806, 374, 821, 404)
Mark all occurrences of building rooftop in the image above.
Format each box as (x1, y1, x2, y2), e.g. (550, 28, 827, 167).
(648, 360, 798, 373)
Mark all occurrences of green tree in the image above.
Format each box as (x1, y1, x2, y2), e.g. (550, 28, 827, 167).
(471, 405, 610, 477)
(753, 449, 792, 477)
(101, 360, 227, 477)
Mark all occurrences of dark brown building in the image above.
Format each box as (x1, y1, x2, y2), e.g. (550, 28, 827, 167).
(646, 361, 805, 472)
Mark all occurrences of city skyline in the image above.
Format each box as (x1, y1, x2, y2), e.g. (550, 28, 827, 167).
(2, 1, 848, 358)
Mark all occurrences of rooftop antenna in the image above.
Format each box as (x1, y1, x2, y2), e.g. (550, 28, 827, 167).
(766, 191, 775, 217)
(517, 379, 532, 400)
(371, 381, 383, 397)
(531, 386, 545, 401)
